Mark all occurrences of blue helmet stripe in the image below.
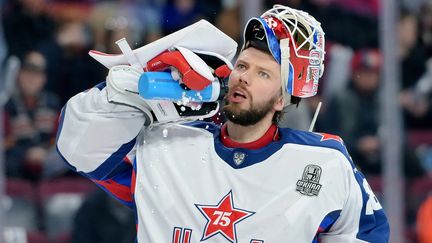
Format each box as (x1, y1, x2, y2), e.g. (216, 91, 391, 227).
(255, 17, 282, 64)
(313, 28, 318, 46)
(287, 63, 294, 94)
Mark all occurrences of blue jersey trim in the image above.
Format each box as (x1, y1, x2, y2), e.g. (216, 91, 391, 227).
(279, 129, 389, 242)
(94, 81, 107, 90)
(56, 100, 136, 180)
(188, 122, 389, 241)
(312, 210, 341, 243)
(280, 129, 389, 242)
(280, 129, 349, 162)
(319, 210, 341, 232)
(188, 122, 351, 169)
(354, 170, 390, 242)
(132, 157, 139, 239)
(85, 138, 136, 180)
(56, 144, 135, 208)
(55, 106, 66, 144)
(188, 121, 286, 169)
(56, 103, 80, 174)
(58, 137, 135, 181)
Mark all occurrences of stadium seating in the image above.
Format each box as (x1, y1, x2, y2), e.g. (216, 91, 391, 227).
(37, 177, 96, 240)
(406, 176, 432, 227)
(5, 179, 38, 231)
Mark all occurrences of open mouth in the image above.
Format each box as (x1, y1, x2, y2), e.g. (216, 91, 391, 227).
(233, 91, 247, 99)
(228, 88, 248, 103)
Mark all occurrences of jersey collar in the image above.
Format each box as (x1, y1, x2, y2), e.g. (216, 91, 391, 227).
(220, 123, 280, 150)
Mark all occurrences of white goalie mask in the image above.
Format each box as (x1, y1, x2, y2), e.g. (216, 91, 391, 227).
(242, 5, 326, 105)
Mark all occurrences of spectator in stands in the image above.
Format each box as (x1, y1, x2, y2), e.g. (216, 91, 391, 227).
(319, 49, 382, 173)
(319, 49, 424, 177)
(419, 1, 432, 57)
(397, 10, 432, 129)
(39, 20, 105, 105)
(198, 0, 222, 23)
(72, 190, 136, 243)
(4, 50, 61, 181)
(88, 0, 152, 53)
(2, 0, 56, 58)
(215, 1, 240, 44)
(161, 0, 204, 35)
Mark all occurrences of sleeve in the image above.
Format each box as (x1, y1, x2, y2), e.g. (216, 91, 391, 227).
(319, 153, 390, 243)
(56, 82, 147, 207)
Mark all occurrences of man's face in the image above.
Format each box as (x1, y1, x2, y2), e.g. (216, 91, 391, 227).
(223, 47, 284, 126)
(352, 68, 380, 94)
(18, 52, 47, 97)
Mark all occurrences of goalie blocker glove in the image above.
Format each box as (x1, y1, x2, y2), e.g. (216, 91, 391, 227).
(105, 47, 232, 126)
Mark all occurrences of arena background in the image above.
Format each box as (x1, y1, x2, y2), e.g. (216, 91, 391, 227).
(0, 0, 431, 242)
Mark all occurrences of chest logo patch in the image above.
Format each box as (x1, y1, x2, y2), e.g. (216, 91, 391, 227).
(233, 152, 246, 166)
(195, 190, 255, 243)
(296, 164, 322, 196)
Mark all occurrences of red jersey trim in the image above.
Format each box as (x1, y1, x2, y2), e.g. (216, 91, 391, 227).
(92, 179, 133, 202)
(220, 123, 280, 150)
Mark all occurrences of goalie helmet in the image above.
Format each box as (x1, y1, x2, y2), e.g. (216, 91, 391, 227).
(242, 4, 326, 105)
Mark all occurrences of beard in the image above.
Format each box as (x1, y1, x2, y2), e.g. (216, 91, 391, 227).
(222, 91, 279, 126)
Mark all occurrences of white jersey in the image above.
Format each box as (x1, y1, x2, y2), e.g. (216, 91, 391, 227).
(56, 83, 389, 243)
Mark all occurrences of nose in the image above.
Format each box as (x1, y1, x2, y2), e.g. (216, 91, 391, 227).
(239, 70, 250, 86)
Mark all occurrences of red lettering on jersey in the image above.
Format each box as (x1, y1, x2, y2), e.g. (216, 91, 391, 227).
(172, 227, 182, 243)
(172, 227, 192, 243)
(250, 240, 264, 243)
(183, 229, 192, 243)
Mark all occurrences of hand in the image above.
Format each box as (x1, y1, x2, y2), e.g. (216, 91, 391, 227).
(25, 146, 48, 163)
(145, 47, 232, 91)
(106, 47, 233, 125)
(106, 65, 152, 110)
(399, 90, 429, 117)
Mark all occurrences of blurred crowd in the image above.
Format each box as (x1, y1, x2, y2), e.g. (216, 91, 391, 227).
(1, 0, 432, 242)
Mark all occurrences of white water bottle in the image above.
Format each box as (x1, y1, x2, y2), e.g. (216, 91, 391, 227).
(138, 72, 222, 102)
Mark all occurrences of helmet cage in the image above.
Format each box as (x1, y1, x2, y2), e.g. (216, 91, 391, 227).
(242, 4, 325, 101)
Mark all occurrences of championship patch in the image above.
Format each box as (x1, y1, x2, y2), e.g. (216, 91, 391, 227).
(296, 164, 322, 196)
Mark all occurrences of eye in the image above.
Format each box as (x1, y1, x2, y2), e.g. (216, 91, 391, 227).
(259, 71, 270, 79)
(236, 63, 246, 70)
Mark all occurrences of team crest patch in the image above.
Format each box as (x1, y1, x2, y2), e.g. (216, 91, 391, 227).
(233, 152, 246, 165)
(296, 164, 322, 196)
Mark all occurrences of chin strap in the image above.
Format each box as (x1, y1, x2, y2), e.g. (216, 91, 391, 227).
(280, 38, 292, 107)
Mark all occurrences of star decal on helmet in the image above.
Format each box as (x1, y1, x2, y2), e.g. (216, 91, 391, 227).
(195, 191, 255, 243)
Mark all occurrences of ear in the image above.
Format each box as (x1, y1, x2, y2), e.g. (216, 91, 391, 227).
(274, 95, 284, 112)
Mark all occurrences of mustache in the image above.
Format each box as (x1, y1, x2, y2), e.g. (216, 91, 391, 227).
(224, 85, 252, 100)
